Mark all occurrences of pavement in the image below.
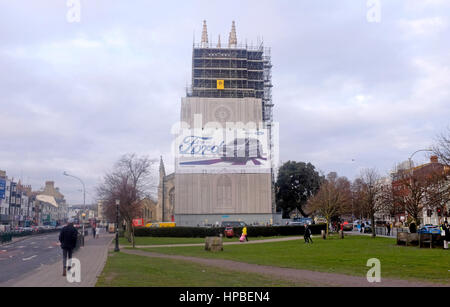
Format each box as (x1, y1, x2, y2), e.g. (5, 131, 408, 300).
(0, 232, 114, 287)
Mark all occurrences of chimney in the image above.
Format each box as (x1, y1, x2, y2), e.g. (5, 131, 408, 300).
(430, 156, 438, 163)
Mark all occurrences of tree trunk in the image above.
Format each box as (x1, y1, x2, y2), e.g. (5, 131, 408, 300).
(131, 224, 135, 248)
(371, 215, 376, 238)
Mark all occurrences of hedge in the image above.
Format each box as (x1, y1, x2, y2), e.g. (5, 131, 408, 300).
(133, 224, 326, 238)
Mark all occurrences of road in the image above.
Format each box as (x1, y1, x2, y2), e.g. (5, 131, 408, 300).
(0, 232, 63, 284)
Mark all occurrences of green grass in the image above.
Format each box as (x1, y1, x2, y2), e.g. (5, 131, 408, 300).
(96, 252, 309, 287)
(139, 235, 450, 284)
(119, 235, 294, 246)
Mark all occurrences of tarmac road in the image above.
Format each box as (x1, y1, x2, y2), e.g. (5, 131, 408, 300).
(0, 232, 63, 284)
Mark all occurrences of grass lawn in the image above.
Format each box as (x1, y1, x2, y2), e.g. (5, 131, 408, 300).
(96, 251, 309, 287)
(119, 235, 294, 246)
(139, 235, 450, 284)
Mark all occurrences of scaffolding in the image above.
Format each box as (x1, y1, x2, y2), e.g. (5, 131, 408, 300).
(186, 22, 276, 212)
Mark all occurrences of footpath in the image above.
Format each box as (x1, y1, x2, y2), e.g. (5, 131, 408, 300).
(122, 248, 447, 287)
(4, 233, 114, 287)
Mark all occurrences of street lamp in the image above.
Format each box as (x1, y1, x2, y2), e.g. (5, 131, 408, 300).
(114, 199, 120, 252)
(408, 149, 433, 170)
(63, 171, 86, 240)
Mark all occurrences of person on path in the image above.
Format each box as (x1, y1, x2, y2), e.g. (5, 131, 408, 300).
(59, 219, 79, 277)
(386, 223, 391, 236)
(304, 225, 313, 244)
(361, 222, 365, 233)
(441, 221, 449, 250)
(92, 224, 96, 239)
(242, 226, 248, 242)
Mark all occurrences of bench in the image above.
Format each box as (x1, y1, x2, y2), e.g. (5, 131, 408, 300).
(419, 233, 433, 248)
(397, 232, 419, 246)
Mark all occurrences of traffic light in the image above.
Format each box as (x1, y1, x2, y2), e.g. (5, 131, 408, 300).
(437, 208, 442, 217)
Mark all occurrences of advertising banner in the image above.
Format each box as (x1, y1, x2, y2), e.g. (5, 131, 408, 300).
(175, 125, 271, 174)
(0, 179, 5, 199)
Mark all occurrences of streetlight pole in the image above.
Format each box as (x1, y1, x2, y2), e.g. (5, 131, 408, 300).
(408, 149, 433, 171)
(114, 199, 120, 252)
(63, 171, 86, 241)
(406, 149, 433, 226)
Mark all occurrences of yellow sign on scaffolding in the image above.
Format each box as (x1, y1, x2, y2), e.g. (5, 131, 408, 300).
(217, 80, 224, 90)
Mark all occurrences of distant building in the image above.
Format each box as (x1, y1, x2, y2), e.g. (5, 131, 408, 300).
(391, 156, 450, 225)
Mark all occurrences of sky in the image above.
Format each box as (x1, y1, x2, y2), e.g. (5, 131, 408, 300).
(0, 0, 449, 205)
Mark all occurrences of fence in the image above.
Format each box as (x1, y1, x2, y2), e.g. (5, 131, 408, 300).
(374, 227, 408, 237)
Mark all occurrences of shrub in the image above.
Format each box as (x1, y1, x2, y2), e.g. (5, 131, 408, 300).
(133, 224, 326, 238)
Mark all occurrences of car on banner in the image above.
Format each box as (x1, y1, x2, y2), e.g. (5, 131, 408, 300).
(220, 138, 266, 163)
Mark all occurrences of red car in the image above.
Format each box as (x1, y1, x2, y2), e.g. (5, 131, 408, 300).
(224, 226, 234, 238)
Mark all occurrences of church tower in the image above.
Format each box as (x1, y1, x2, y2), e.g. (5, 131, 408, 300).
(174, 21, 275, 226)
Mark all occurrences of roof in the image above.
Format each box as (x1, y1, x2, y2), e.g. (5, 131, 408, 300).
(36, 194, 58, 208)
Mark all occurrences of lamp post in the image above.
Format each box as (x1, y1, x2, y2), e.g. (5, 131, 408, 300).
(408, 149, 433, 171)
(114, 199, 120, 252)
(406, 149, 433, 226)
(63, 171, 86, 239)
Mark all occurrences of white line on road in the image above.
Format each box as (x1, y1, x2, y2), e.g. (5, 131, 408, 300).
(22, 255, 37, 261)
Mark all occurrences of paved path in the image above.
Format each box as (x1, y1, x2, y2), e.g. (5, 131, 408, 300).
(2, 233, 114, 287)
(122, 249, 448, 287)
(126, 236, 305, 249)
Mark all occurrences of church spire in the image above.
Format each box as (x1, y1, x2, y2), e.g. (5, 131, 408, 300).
(228, 20, 237, 48)
(159, 156, 166, 178)
(217, 35, 221, 48)
(201, 20, 209, 48)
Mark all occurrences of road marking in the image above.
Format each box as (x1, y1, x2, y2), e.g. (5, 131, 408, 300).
(23, 255, 37, 261)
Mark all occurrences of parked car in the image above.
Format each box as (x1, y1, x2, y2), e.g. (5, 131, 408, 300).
(293, 217, 313, 225)
(287, 221, 303, 226)
(224, 226, 234, 238)
(418, 225, 441, 234)
(342, 222, 353, 231)
(221, 221, 247, 227)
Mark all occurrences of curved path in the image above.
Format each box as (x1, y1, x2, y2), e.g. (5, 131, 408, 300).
(121, 236, 448, 287)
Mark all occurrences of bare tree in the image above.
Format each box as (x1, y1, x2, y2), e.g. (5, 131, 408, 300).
(307, 173, 350, 236)
(394, 167, 449, 226)
(97, 154, 156, 248)
(356, 169, 384, 237)
(433, 128, 450, 167)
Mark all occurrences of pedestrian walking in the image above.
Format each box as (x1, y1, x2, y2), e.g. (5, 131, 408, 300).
(386, 223, 391, 236)
(59, 218, 78, 277)
(242, 226, 248, 242)
(304, 225, 313, 244)
(441, 221, 449, 250)
(92, 225, 96, 239)
(361, 222, 365, 233)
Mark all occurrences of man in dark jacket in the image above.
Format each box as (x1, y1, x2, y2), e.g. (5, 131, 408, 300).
(59, 219, 79, 276)
(304, 225, 313, 244)
(442, 221, 449, 250)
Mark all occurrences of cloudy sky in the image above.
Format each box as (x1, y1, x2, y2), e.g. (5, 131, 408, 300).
(0, 0, 449, 204)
